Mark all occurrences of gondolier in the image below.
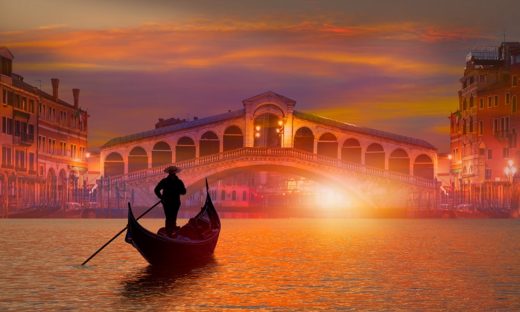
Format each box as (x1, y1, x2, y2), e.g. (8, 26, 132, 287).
(154, 166, 186, 235)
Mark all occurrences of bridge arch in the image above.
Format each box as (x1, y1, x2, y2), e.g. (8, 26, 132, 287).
(223, 125, 244, 151)
(294, 127, 314, 153)
(176, 136, 196, 161)
(389, 148, 410, 174)
(104, 152, 124, 177)
(152, 141, 172, 167)
(317, 133, 338, 158)
(365, 143, 385, 169)
(414, 154, 434, 179)
(341, 138, 362, 163)
(182, 162, 377, 209)
(200, 131, 220, 156)
(128, 146, 148, 173)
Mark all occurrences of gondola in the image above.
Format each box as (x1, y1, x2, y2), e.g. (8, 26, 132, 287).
(125, 180, 221, 267)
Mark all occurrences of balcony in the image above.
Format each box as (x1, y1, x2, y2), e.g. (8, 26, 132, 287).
(494, 130, 511, 141)
(13, 133, 34, 146)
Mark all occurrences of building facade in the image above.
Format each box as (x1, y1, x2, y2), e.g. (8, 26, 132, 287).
(450, 42, 520, 208)
(0, 47, 89, 216)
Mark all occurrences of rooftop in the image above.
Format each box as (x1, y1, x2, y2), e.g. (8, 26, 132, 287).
(102, 109, 436, 150)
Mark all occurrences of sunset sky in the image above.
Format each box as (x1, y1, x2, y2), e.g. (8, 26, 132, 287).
(1, 0, 519, 151)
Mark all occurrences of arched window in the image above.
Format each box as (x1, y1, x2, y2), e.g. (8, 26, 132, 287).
(152, 141, 172, 167)
(341, 138, 361, 163)
(513, 96, 517, 113)
(176, 137, 196, 161)
(232, 190, 236, 201)
(254, 113, 283, 147)
(221, 190, 226, 201)
(242, 190, 247, 201)
(294, 127, 314, 153)
(317, 133, 338, 158)
(223, 126, 243, 151)
(200, 131, 220, 156)
(414, 154, 434, 179)
(128, 146, 148, 172)
(104, 152, 124, 177)
(365, 143, 385, 169)
(388, 148, 410, 174)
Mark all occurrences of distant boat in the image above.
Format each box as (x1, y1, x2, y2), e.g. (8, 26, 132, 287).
(125, 181, 221, 267)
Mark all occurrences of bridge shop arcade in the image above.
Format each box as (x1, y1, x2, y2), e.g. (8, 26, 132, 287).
(98, 91, 439, 216)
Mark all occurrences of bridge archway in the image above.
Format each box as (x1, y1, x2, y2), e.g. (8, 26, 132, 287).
(317, 133, 338, 158)
(200, 131, 220, 156)
(128, 146, 148, 173)
(223, 126, 243, 151)
(389, 148, 410, 174)
(342, 138, 361, 163)
(365, 143, 385, 169)
(294, 127, 314, 153)
(104, 152, 124, 177)
(152, 141, 172, 167)
(181, 162, 378, 210)
(414, 154, 434, 179)
(176, 136, 196, 161)
(254, 113, 282, 147)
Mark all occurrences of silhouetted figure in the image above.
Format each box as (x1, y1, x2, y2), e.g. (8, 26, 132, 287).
(154, 166, 186, 235)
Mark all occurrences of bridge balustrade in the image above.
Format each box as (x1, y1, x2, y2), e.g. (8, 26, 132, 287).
(102, 147, 437, 189)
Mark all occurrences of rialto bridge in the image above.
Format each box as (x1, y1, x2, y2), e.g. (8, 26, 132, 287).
(98, 91, 439, 212)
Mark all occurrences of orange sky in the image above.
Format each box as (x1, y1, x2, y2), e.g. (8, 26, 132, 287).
(1, 0, 518, 151)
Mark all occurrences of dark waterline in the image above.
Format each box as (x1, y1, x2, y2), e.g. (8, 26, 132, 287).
(1, 219, 520, 311)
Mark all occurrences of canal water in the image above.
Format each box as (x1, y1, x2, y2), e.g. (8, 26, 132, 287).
(1, 218, 519, 311)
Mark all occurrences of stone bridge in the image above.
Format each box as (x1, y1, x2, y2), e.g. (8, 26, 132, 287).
(97, 91, 439, 212)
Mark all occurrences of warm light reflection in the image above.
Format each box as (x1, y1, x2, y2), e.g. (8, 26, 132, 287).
(315, 186, 351, 210)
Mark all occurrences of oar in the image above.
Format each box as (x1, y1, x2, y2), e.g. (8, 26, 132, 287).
(81, 200, 162, 266)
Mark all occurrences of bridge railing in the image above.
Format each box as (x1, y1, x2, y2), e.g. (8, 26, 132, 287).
(107, 147, 438, 188)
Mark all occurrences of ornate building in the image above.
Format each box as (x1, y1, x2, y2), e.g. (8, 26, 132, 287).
(0, 47, 89, 216)
(450, 42, 520, 208)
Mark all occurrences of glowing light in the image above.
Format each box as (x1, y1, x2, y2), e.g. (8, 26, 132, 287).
(315, 185, 350, 210)
(86, 152, 91, 158)
(447, 154, 452, 160)
(255, 132, 260, 138)
(276, 128, 280, 133)
(255, 125, 261, 131)
(277, 120, 283, 126)
(508, 159, 514, 167)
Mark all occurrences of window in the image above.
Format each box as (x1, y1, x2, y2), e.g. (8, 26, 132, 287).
(221, 190, 226, 201)
(479, 121, 483, 135)
(495, 95, 499, 106)
(14, 120, 20, 137)
(479, 148, 485, 156)
(2, 146, 12, 167)
(479, 98, 484, 109)
(15, 150, 25, 170)
(242, 191, 247, 201)
(506, 93, 510, 105)
(488, 149, 493, 159)
(469, 117, 473, 132)
(2, 89, 6, 104)
(488, 97, 492, 108)
(513, 76, 518, 86)
(513, 96, 518, 113)
(503, 148, 509, 158)
(485, 168, 492, 180)
(29, 100, 34, 113)
(6, 119, 12, 135)
(232, 191, 236, 201)
(29, 153, 35, 172)
(470, 96, 474, 107)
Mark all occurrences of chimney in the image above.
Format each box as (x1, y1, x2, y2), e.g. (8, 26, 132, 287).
(72, 88, 80, 108)
(51, 78, 59, 99)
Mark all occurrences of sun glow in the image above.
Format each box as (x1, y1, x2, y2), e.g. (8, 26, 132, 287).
(315, 186, 352, 212)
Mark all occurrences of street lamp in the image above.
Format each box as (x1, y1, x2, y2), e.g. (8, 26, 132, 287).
(504, 159, 517, 183)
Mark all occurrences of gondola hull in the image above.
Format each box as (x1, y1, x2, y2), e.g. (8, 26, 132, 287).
(126, 185, 221, 267)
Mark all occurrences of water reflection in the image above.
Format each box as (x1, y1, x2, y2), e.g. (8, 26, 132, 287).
(121, 257, 217, 300)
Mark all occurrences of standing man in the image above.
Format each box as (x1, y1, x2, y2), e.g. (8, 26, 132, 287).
(154, 166, 186, 235)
